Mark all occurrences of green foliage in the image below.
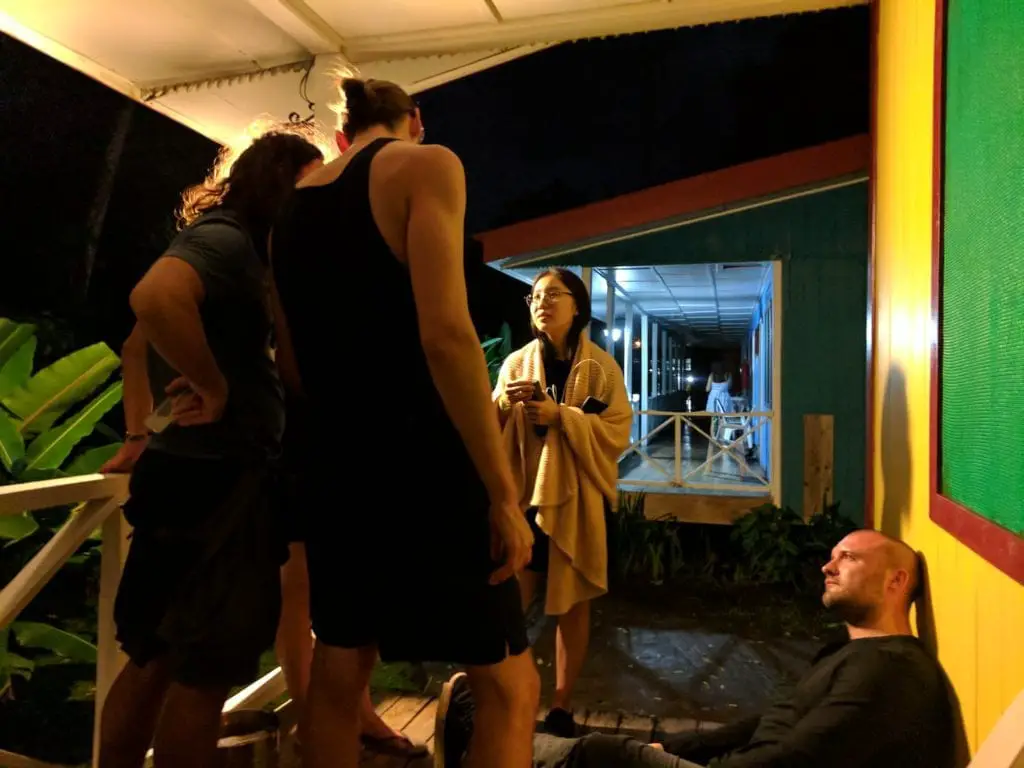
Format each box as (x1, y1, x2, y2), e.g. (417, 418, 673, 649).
(730, 501, 856, 588)
(0, 320, 37, 368)
(0, 337, 36, 396)
(730, 504, 806, 585)
(1, 623, 97, 701)
(22, 382, 123, 472)
(1, 340, 121, 435)
(0, 320, 123, 544)
(64, 444, 122, 477)
(481, 322, 512, 388)
(0, 319, 121, 721)
(608, 492, 856, 592)
(609, 492, 685, 585)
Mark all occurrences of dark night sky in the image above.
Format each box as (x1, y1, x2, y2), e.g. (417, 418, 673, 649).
(0, 6, 867, 346)
(420, 6, 869, 232)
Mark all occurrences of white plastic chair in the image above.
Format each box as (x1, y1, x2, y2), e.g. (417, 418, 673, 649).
(968, 687, 1024, 767)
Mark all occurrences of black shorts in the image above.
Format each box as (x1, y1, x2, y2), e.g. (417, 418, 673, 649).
(279, 400, 314, 543)
(114, 450, 285, 688)
(303, 475, 529, 667)
(526, 507, 549, 575)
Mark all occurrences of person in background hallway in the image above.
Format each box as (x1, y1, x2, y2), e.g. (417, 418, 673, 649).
(435, 529, 956, 768)
(98, 131, 322, 768)
(705, 361, 733, 414)
(494, 268, 633, 737)
(268, 76, 538, 768)
(705, 361, 733, 440)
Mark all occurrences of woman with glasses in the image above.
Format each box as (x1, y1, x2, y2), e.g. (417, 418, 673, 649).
(493, 268, 634, 737)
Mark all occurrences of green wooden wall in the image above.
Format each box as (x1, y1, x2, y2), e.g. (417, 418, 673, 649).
(524, 181, 869, 522)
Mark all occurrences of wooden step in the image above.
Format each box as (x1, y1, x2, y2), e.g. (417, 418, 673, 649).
(277, 693, 724, 767)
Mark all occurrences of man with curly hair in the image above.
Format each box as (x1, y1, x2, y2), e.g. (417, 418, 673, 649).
(98, 130, 323, 768)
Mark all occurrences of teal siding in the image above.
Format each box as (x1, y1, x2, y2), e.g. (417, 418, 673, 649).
(531, 182, 869, 523)
(781, 253, 867, 521)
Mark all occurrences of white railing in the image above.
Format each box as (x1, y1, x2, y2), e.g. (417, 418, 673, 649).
(0, 474, 290, 768)
(620, 409, 776, 498)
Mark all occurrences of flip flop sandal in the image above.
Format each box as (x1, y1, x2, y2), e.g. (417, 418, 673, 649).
(360, 733, 429, 758)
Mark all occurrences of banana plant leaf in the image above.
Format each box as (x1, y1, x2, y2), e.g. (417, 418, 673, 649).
(65, 443, 123, 476)
(0, 411, 24, 472)
(0, 512, 39, 542)
(0, 338, 36, 398)
(0, 628, 36, 698)
(1, 342, 120, 436)
(10, 621, 97, 663)
(23, 381, 123, 472)
(0, 320, 35, 364)
(481, 337, 504, 352)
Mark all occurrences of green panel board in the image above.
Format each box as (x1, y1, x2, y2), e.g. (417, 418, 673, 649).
(940, 0, 1024, 535)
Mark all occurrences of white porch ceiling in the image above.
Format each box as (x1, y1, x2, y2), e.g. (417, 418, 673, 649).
(1, 0, 866, 145)
(501, 263, 770, 344)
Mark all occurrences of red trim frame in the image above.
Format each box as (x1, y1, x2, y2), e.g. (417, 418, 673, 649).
(864, 0, 879, 530)
(930, 0, 1024, 584)
(476, 136, 870, 262)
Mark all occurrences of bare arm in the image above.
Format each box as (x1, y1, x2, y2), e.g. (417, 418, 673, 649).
(267, 272, 304, 398)
(120, 323, 153, 435)
(100, 323, 154, 473)
(129, 257, 226, 399)
(404, 147, 517, 507)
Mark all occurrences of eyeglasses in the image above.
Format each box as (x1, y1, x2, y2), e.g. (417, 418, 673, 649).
(525, 290, 573, 307)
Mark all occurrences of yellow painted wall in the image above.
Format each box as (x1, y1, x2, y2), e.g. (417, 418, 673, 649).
(873, 0, 1024, 751)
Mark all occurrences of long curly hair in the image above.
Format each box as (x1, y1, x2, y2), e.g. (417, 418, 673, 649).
(177, 126, 325, 232)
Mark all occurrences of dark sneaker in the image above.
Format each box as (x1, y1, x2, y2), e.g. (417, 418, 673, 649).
(542, 707, 579, 738)
(435, 672, 475, 768)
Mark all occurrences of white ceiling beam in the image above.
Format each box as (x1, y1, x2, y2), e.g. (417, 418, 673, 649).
(354, 44, 551, 95)
(481, 0, 504, 23)
(138, 59, 311, 97)
(344, 0, 866, 60)
(244, 0, 349, 55)
(0, 9, 140, 102)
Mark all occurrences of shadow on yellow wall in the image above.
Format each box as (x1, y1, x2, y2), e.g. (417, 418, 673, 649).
(880, 364, 970, 764)
(874, 0, 1024, 750)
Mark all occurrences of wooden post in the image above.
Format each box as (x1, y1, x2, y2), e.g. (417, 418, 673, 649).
(93, 508, 131, 766)
(803, 414, 834, 519)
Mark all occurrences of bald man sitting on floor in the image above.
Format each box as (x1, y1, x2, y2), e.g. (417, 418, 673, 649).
(435, 529, 958, 768)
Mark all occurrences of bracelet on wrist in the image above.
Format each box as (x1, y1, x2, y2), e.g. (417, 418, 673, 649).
(125, 432, 150, 443)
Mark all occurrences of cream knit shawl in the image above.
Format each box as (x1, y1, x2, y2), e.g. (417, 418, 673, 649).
(494, 336, 633, 615)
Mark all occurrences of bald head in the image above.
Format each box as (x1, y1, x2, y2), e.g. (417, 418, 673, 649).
(821, 529, 923, 628)
(875, 532, 923, 604)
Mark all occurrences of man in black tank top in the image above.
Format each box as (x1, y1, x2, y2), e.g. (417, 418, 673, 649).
(269, 78, 538, 768)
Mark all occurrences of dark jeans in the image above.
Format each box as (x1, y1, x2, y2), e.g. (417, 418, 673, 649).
(533, 734, 704, 768)
(532, 716, 761, 768)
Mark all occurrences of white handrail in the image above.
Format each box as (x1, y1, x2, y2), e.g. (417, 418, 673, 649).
(0, 475, 129, 768)
(0, 474, 127, 516)
(223, 667, 288, 713)
(0, 750, 67, 768)
(0, 472, 298, 767)
(0, 485, 126, 629)
(621, 410, 773, 496)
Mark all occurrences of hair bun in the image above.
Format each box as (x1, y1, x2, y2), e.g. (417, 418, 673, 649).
(341, 78, 373, 114)
(336, 77, 414, 141)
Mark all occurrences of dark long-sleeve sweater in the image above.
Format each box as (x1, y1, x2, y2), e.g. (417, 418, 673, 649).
(669, 636, 955, 768)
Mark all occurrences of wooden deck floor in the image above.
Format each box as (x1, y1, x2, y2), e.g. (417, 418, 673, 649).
(278, 693, 723, 767)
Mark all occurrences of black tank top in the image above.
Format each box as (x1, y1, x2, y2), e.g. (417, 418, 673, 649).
(271, 139, 486, 509)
